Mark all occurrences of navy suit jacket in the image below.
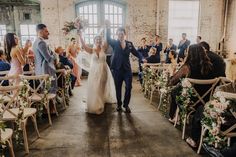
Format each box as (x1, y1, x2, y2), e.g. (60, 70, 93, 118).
(107, 28, 142, 72)
(59, 55, 73, 69)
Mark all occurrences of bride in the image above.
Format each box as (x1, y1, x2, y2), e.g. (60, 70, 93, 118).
(78, 31, 116, 114)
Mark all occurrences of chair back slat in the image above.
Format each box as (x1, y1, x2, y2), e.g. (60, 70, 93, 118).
(20, 75, 49, 101)
(0, 85, 21, 118)
(187, 78, 220, 108)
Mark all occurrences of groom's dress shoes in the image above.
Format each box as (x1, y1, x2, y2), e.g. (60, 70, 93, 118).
(124, 106, 131, 113)
(203, 144, 224, 157)
(116, 106, 122, 112)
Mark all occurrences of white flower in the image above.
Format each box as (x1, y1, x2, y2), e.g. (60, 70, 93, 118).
(182, 79, 191, 88)
(219, 96, 226, 103)
(160, 88, 167, 93)
(214, 91, 221, 98)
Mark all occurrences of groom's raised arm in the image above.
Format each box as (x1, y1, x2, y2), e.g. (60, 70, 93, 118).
(106, 28, 116, 48)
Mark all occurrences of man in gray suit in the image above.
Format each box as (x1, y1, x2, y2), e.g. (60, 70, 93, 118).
(33, 24, 57, 93)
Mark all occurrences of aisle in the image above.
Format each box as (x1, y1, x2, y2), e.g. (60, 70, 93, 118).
(16, 78, 202, 157)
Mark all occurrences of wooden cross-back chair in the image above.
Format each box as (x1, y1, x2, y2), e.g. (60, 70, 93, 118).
(20, 74, 58, 126)
(0, 85, 40, 154)
(149, 65, 170, 107)
(197, 82, 236, 154)
(56, 69, 70, 109)
(174, 78, 220, 140)
(0, 75, 19, 87)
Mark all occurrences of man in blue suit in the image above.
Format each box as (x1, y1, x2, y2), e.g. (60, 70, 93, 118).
(105, 21, 143, 113)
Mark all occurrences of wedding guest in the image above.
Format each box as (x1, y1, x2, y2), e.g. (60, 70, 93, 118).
(153, 35, 163, 63)
(168, 44, 225, 147)
(33, 23, 57, 93)
(164, 38, 177, 63)
(67, 37, 81, 86)
(138, 37, 150, 59)
(196, 36, 201, 44)
(0, 49, 10, 73)
(55, 46, 77, 90)
(168, 50, 177, 76)
(177, 33, 190, 63)
(199, 41, 226, 78)
(0, 49, 10, 86)
(4, 33, 27, 84)
(137, 37, 150, 82)
(23, 39, 34, 72)
(203, 143, 236, 157)
(143, 47, 159, 63)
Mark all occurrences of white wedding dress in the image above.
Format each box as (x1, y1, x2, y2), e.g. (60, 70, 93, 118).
(85, 49, 116, 114)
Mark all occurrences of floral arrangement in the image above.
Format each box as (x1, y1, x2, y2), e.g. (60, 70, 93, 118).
(201, 92, 236, 148)
(157, 70, 171, 115)
(142, 66, 153, 98)
(14, 80, 30, 146)
(62, 17, 89, 35)
(176, 78, 196, 122)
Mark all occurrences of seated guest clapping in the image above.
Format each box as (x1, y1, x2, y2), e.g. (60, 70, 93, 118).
(143, 47, 159, 63)
(55, 46, 77, 90)
(168, 44, 225, 148)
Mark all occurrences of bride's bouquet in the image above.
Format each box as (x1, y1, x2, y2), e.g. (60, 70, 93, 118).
(62, 17, 88, 35)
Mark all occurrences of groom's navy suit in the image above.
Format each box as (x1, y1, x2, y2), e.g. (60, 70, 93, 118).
(107, 28, 142, 108)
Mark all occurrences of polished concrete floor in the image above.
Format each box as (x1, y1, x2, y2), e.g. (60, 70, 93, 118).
(15, 78, 204, 157)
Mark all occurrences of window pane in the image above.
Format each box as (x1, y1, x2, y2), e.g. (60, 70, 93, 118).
(84, 6, 88, 13)
(89, 5, 93, 13)
(20, 25, 29, 35)
(109, 5, 113, 13)
(168, 0, 199, 44)
(118, 7, 122, 14)
(29, 25, 36, 35)
(105, 4, 109, 14)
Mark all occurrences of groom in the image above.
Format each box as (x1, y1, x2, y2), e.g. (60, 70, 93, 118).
(105, 21, 143, 113)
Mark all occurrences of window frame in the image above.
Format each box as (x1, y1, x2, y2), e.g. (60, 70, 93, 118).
(20, 24, 37, 46)
(75, 0, 126, 44)
(0, 25, 7, 48)
(168, 0, 200, 45)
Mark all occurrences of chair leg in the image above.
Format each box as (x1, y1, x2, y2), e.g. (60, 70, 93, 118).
(22, 122, 29, 154)
(157, 92, 163, 110)
(46, 102, 52, 126)
(7, 138, 15, 157)
(62, 91, 67, 109)
(31, 114, 40, 138)
(182, 114, 187, 140)
(197, 126, 207, 154)
(174, 107, 179, 127)
(149, 89, 154, 105)
(227, 138, 231, 147)
(52, 99, 59, 117)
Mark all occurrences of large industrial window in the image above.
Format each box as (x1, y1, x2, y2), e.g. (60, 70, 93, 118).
(20, 24, 37, 46)
(0, 25, 7, 48)
(168, 0, 199, 45)
(76, 1, 125, 44)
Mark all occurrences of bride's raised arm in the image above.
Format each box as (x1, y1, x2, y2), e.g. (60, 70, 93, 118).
(78, 31, 93, 54)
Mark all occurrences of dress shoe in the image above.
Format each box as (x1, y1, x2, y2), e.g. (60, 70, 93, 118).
(202, 144, 224, 157)
(116, 106, 122, 112)
(124, 106, 131, 113)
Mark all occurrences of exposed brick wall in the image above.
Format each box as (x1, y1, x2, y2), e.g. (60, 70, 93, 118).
(39, 0, 235, 56)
